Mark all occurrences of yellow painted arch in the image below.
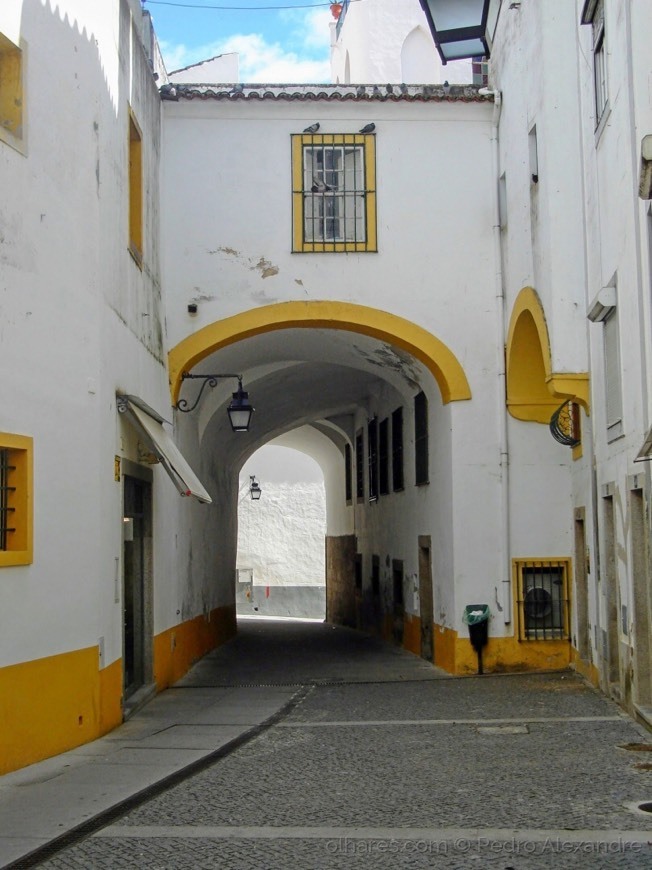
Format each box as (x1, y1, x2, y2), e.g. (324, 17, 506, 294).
(506, 287, 589, 421)
(168, 301, 472, 405)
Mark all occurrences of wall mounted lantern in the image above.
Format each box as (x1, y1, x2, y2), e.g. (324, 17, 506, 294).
(175, 373, 254, 432)
(249, 475, 262, 500)
(419, 0, 503, 63)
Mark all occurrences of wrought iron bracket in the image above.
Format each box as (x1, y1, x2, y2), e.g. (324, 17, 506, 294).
(176, 373, 243, 414)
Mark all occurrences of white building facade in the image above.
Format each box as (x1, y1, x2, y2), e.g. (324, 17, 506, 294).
(2, 0, 652, 776)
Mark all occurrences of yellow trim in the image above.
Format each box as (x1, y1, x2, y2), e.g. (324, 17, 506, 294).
(169, 301, 472, 406)
(0, 432, 33, 567)
(0, 32, 25, 155)
(506, 287, 590, 421)
(571, 646, 600, 687)
(291, 133, 377, 253)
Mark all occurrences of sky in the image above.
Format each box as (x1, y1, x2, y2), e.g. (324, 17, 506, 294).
(142, 0, 336, 82)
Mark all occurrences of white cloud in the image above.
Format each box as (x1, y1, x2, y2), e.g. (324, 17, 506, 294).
(158, 8, 332, 84)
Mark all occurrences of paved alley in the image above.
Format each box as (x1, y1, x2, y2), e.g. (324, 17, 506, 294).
(7, 619, 652, 869)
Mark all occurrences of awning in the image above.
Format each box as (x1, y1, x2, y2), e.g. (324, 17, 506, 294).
(117, 395, 212, 503)
(634, 425, 652, 463)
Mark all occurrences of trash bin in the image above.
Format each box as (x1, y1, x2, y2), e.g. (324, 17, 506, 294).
(463, 604, 491, 674)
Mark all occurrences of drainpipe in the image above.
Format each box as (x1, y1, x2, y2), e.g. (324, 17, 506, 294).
(484, 89, 512, 625)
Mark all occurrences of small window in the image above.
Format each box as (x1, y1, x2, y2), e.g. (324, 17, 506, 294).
(515, 559, 570, 641)
(344, 443, 352, 503)
(368, 417, 378, 501)
(355, 430, 364, 501)
(0, 32, 25, 154)
(379, 418, 389, 495)
(292, 133, 377, 252)
(582, 0, 607, 126)
(603, 307, 622, 440)
(414, 392, 429, 486)
(471, 56, 489, 87)
(128, 110, 143, 266)
(528, 124, 539, 184)
(0, 433, 33, 567)
(391, 406, 404, 491)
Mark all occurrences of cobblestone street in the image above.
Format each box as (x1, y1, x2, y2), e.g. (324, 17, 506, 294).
(32, 621, 652, 868)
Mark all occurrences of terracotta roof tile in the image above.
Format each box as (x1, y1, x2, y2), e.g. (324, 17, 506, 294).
(160, 83, 491, 103)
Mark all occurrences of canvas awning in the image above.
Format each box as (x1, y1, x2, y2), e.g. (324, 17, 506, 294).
(117, 394, 212, 503)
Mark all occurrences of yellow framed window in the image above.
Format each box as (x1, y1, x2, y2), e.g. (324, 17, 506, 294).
(0, 31, 25, 154)
(515, 558, 571, 641)
(292, 133, 377, 252)
(128, 109, 143, 266)
(0, 433, 33, 567)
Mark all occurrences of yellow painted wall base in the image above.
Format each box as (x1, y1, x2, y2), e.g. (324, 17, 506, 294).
(571, 647, 600, 687)
(153, 604, 236, 690)
(0, 605, 236, 776)
(0, 646, 103, 775)
(433, 623, 573, 675)
(402, 613, 421, 657)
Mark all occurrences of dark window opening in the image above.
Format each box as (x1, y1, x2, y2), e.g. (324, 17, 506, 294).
(379, 417, 389, 495)
(368, 417, 378, 501)
(414, 391, 429, 486)
(355, 430, 364, 501)
(392, 406, 404, 491)
(344, 443, 352, 503)
(392, 559, 404, 608)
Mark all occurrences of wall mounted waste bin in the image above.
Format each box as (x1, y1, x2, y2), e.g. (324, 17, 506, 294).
(463, 604, 490, 674)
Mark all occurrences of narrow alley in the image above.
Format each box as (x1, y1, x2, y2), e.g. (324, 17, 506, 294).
(5, 620, 652, 869)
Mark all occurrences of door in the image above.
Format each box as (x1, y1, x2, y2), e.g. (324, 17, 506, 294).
(418, 536, 434, 662)
(123, 474, 150, 697)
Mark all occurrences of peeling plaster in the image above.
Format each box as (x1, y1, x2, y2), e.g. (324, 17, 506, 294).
(252, 257, 279, 279)
(353, 342, 422, 389)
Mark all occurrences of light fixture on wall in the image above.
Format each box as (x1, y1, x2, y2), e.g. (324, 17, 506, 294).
(249, 475, 262, 500)
(175, 373, 255, 431)
(419, 0, 502, 63)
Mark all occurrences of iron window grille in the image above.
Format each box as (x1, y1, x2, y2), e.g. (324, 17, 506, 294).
(414, 391, 429, 486)
(292, 133, 377, 252)
(392, 406, 404, 491)
(515, 559, 571, 641)
(0, 448, 16, 551)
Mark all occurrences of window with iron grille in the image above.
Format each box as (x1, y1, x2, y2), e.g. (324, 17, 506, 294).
(0, 434, 33, 567)
(292, 133, 377, 252)
(414, 391, 429, 486)
(515, 559, 570, 641)
(392, 406, 404, 491)
(344, 442, 352, 503)
(379, 417, 389, 495)
(368, 417, 378, 501)
(355, 430, 364, 501)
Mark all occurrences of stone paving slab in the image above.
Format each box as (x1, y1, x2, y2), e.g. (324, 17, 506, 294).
(0, 680, 297, 869)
